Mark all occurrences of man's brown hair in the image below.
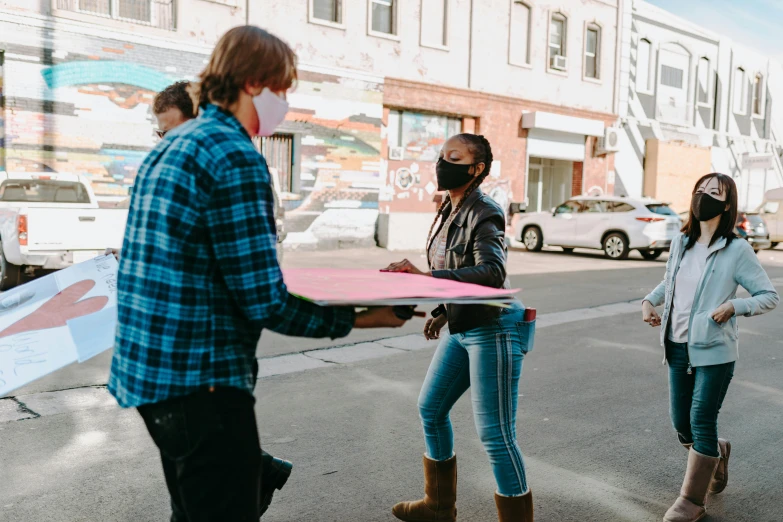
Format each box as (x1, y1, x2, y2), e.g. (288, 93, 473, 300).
(190, 26, 297, 109)
(153, 81, 196, 118)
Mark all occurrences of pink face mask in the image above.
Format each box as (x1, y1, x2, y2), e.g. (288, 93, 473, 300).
(252, 88, 289, 137)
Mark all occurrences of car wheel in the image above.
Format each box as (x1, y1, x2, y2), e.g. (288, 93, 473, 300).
(562, 247, 574, 254)
(522, 226, 543, 252)
(640, 249, 663, 260)
(0, 244, 22, 291)
(603, 233, 630, 260)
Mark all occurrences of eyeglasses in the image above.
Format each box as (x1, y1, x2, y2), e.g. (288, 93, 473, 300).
(155, 129, 168, 139)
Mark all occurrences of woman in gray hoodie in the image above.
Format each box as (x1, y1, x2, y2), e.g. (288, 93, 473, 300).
(642, 173, 778, 522)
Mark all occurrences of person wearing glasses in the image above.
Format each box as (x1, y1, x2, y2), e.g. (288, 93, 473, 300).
(152, 81, 194, 138)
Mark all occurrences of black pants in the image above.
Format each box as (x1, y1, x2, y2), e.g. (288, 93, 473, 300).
(139, 387, 263, 522)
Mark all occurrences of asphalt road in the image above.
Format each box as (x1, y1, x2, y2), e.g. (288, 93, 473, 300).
(1, 247, 782, 521)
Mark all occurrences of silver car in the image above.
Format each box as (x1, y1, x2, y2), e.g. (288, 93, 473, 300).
(514, 196, 681, 260)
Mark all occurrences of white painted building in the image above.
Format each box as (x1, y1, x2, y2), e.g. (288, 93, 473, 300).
(616, 0, 783, 212)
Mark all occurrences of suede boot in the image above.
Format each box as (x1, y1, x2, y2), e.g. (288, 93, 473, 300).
(495, 491, 533, 522)
(392, 455, 457, 522)
(709, 439, 731, 494)
(663, 449, 719, 522)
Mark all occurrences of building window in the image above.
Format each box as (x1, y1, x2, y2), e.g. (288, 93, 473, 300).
(733, 67, 747, 114)
(387, 110, 462, 162)
(509, 1, 531, 66)
(421, 0, 448, 47)
(56, 0, 176, 30)
(752, 74, 763, 116)
(584, 24, 600, 79)
(549, 13, 567, 70)
(697, 57, 710, 104)
(370, 0, 396, 35)
(312, 0, 342, 24)
(636, 38, 652, 93)
(660, 64, 684, 89)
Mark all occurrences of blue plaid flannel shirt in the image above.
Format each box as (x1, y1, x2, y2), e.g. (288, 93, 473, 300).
(109, 104, 355, 408)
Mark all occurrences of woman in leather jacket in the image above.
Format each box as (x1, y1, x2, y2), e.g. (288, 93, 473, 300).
(383, 134, 535, 522)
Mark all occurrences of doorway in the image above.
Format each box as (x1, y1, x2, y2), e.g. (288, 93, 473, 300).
(527, 157, 573, 213)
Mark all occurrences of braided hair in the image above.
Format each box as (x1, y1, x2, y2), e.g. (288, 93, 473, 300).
(426, 133, 494, 251)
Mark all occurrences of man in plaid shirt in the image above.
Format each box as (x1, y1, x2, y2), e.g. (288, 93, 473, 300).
(109, 27, 409, 521)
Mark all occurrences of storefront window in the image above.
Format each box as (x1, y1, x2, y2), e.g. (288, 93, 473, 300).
(388, 110, 462, 162)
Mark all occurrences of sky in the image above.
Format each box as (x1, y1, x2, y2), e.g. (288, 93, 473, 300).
(646, 0, 783, 62)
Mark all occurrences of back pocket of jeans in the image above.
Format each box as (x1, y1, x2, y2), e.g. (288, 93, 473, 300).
(517, 320, 536, 353)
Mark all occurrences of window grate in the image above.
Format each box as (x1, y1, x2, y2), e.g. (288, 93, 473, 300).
(660, 65, 684, 89)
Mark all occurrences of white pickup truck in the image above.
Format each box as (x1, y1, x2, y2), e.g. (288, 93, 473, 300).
(0, 172, 128, 289)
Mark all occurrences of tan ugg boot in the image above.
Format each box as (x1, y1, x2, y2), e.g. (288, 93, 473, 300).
(392, 455, 457, 522)
(495, 491, 533, 522)
(709, 439, 731, 494)
(663, 449, 719, 522)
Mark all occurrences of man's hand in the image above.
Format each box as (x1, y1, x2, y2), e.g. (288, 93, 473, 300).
(711, 302, 735, 324)
(355, 307, 417, 329)
(381, 259, 430, 276)
(105, 248, 120, 262)
(424, 314, 448, 340)
(642, 300, 661, 327)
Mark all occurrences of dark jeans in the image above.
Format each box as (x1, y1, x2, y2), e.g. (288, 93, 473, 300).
(666, 339, 735, 457)
(138, 387, 263, 522)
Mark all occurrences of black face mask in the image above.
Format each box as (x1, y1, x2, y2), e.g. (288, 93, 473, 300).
(436, 158, 476, 191)
(691, 192, 726, 222)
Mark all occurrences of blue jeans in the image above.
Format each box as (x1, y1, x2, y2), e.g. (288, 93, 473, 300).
(666, 340, 735, 458)
(417, 303, 535, 496)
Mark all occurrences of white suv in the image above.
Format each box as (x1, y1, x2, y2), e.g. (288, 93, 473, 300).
(514, 196, 682, 260)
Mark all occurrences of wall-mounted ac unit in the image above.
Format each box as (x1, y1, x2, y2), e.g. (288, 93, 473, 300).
(552, 55, 568, 71)
(596, 127, 621, 155)
(388, 146, 404, 161)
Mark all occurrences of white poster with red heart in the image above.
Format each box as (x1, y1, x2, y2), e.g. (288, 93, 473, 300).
(0, 255, 118, 397)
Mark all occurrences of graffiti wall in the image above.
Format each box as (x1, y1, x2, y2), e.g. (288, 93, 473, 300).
(0, 21, 205, 201)
(273, 68, 384, 246)
(0, 22, 388, 247)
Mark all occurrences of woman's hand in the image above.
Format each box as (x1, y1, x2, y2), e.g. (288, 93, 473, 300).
(642, 300, 661, 327)
(424, 315, 448, 340)
(381, 259, 430, 276)
(711, 302, 735, 324)
(104, 248, 120, 262)
(355, 307, 411, 329)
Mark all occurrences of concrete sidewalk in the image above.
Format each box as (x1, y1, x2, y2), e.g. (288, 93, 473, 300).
(2, 302, 782, 521)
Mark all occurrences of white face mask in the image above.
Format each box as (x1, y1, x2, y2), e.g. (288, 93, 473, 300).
(252, 88, 289, 137)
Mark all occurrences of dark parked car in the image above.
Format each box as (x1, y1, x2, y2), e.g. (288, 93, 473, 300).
(735, 212, 771, 253)
(678, 211, 772, 253)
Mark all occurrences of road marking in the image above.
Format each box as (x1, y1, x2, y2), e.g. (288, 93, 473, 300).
(0, 298, 646, 422)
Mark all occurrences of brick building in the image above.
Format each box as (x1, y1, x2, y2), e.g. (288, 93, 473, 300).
(0, 0, 624, 250)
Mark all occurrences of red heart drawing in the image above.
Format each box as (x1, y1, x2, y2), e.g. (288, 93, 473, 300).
(0, 280, 109, 339)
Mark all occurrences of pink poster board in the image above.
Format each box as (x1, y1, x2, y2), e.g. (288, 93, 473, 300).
(282, 268, 519, 306)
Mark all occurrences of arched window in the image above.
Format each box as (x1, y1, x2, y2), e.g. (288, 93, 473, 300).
(697, 57, 710, 104)
(636, 38, 652, 93)
(733, 67, 747, 114)
(752, 74, 764, 116)
(549, 12, 567, 70)
(510, 1, 532, 66)
(584, 24, 601, 79)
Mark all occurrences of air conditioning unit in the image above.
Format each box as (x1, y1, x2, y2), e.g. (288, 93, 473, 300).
(596, 127, 621, 155)
(552, 55, 568, 71)
(388, 146, 404, 161)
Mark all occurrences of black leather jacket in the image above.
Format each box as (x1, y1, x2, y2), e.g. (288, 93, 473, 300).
(428, 189, 511, 334)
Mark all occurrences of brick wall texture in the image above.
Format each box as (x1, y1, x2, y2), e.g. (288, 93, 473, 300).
(383, 78, 618, 213)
